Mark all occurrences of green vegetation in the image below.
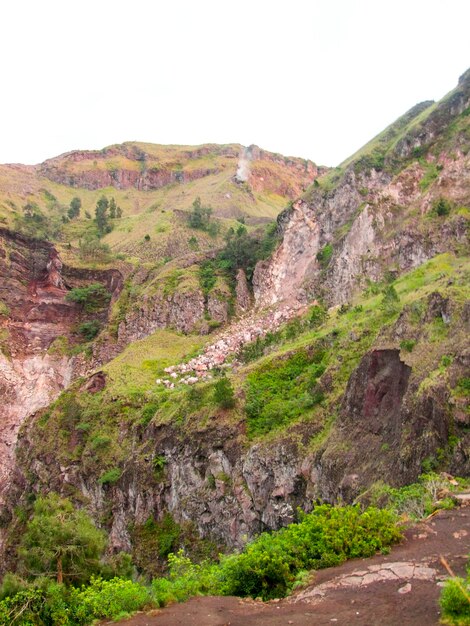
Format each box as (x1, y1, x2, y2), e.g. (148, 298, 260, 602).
(65, 284, 110, 313)
(440, 558, 470, 625)
(218, 505, 401, 599)
(187, 197, 218, 236)
(0, 504, 401, 624)
(78, 320, 101, 340)
(316, 243, 334, 269)
(419, 161, 440, 191)
(18, 494, 106, 585)
(217, 222, 279, 282)
(213, 377, 236, 409)
(245, 348, 327, 437)
(95, 196, 111, 235)
(380, 284, 400, 315)
(433, 197, 453, 216)
(68, 197, 82, 219)
(365, 473, 457, 521)
(400, 339, 416, 352)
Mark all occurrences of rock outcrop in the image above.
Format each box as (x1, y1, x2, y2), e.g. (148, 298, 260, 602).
(254, 71, 470, 307)
(0, 229, 121, 502)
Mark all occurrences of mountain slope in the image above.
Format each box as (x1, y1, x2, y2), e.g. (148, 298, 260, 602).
(0, 72, 469, 580)
(254, 68, 470, 307)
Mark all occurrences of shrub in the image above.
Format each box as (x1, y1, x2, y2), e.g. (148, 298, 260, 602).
(65, 284, 111, 313)
(218, 504, 401, 599)
(188, 197, 213, 231)
(78, 320, 101, 340)
(433, 197, 452, 216)
(69, 576, 150, 624)
(440, 560, 470, 625)
(99, 468, 122, 485)
(380, 284, 400, 315)
(316, 243, 333, 269)
(214, 377, 236, 409)
(18, 493, 106, 585)
(245, 349, 326, 437)
(400, 339, 416, 352)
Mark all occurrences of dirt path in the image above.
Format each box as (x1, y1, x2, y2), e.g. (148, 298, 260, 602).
(109, 507, 469, 626)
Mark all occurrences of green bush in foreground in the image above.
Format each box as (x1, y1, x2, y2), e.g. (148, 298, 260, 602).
(440, 559, 470, 625)
(218, 504, 401, 599)
(0, 504, 402, 624)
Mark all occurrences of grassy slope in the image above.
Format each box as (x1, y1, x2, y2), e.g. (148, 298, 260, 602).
(0, 142, 313, 266)
(27, 253, 469, 480)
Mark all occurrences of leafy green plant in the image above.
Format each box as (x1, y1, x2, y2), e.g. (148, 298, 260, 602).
(380, 284, 400, 315)
(400, 339, 416, 352)
(65, 284, 111, 313)
(440, 559, 470, 625)
(188, 197, 214, 231)
(99, 468, 122, 485)
(214, 377, 236, 409)
(432, 197, 452, 216)
(316, 243, 333, 269)
(245, 348, 326, 437)
(18, 494, 106, 585)
(218, 504, 401, 599)
(78, 320, 101, 340)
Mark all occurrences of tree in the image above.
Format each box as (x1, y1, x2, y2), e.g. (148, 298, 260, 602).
(188, 197, 213, 230)
(109, 197, 117, 219)
(380, 284, 400, 315)
(95, 196, 110, 235)
(18, 493, 106, 585)
(116, 206, 123, 219)
(68, 196, 82, 219)
(214, 376, 236, 409)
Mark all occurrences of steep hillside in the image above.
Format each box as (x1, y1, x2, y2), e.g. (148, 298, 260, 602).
(0, 142, 320, 514)
(254, 69, 470, 307)
(0, 143, 322, 264)
(0, 71, 469, 597)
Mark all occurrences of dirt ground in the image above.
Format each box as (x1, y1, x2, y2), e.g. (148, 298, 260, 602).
(109, 506, 469, 626)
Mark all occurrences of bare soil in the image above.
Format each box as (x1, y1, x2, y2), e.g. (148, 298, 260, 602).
(108, 506, 470, 626)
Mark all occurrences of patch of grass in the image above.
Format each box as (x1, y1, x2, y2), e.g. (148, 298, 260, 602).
(98, 468, 122, 485)
(245, 348, 327, 437)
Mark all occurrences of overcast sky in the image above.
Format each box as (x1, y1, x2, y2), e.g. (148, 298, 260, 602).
(1, 0, 469, 167)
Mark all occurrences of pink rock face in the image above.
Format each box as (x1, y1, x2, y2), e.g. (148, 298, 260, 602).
(0, 229, 121, 502)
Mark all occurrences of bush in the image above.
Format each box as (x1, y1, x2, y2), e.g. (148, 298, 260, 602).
(78, 320, 100, 340)
(433, 197, 452, 216)
(65, 284, 111, 313)
(69, 576, 150, 624)
(245, 348, 327, 437)
(188, 197, 213, 231)
(316, 243, 333, 269)
(18, 494, 106, 585)
(98, 468, 122, 485)
(219, 504, 401, 599)
(380, 284, 400, 315)
(214, 377, 235, 409)
(400, 339, 416, 352)
(440, 560, 470, 625)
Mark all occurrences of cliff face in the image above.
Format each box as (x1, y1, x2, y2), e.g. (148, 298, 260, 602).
(0, 229, 122, 503)
(254, 71, 470, 307)
(37, 142, 321, 198)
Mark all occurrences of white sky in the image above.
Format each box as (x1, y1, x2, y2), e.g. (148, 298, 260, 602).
(1, 0, 469, 167)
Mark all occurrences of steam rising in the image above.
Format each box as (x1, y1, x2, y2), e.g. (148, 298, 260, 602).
(236, 146, 253, 182)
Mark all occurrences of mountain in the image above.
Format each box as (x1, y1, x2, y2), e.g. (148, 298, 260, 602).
(0, 71, 469, 585)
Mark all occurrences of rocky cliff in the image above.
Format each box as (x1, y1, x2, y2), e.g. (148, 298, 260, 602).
(254, 69, 470, 307)
(0, 229, 122, 503)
